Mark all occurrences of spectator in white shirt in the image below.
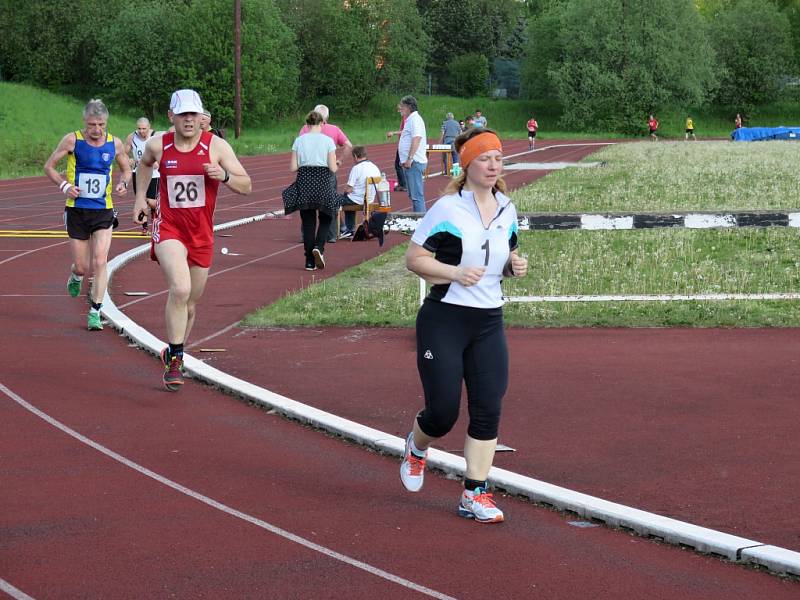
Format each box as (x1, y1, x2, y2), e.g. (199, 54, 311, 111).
(336, 146, 381, 238)
(397, 95, 428, 213)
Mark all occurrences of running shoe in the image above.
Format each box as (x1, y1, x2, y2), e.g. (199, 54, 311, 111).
(87, 311, 103, 331)
(339, 230, 354, 239)
(305, 259, 317, 271)
(312, 247, 325, 270)
(400, 432, 427, 492)
(161, 347, 184, 392)
(67, 273, 81, 297)
(458, 487, 504, 523)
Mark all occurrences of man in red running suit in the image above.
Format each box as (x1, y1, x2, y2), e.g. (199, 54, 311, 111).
(133, 89, 251, 391)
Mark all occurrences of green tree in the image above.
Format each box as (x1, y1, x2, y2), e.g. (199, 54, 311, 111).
(368, 0, 430, 94)
(417, 0, 522, 95)
(92, 0, 298, 125)
(278, 0, 377, 113)
(706, 0, 795, 109)
(524, 0, 718, 133)
(446, 53, 490, 97)
(0, 0, 124, 87)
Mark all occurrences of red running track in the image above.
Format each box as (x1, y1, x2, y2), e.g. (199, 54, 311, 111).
(1, 139, 798, 599)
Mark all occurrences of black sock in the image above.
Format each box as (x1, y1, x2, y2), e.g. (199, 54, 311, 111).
(90, 302, 102, 311)
(169, 343, 184, 358)
(464, 478, 486, 492)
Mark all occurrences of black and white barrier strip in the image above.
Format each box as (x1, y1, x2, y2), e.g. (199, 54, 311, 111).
(388, 211, 800, 234)
(101, 216, 800, 577)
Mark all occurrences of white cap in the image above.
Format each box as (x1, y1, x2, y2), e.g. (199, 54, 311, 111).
(170, 89, 204, 115)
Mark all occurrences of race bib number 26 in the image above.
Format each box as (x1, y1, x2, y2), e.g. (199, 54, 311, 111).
(167, 175, 206, 209)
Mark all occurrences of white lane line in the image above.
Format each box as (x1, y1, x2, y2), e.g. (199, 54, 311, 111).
(0, 578, 35, 600)
(0, 240, 69, 266)
(187, 320, 242, 350)
(116, 243, 300, 309)
(505, 293, 800, 303)
(0, 382, 456, 600)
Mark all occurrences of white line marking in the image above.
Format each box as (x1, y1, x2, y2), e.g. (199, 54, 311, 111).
(505, 293, 800, 303)
(0, 382, 456, 600)
(0, 578, 36, 600)
(187, 321, 242, 349)
(0, 240, 68, 266)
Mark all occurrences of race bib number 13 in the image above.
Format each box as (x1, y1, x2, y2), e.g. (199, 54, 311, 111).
(167, 175, 206, 209)
(77, 173, 107, 199)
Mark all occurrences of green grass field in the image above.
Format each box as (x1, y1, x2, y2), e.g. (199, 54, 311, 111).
(244, 141, 800, 329)
(5, 81, 798, 180)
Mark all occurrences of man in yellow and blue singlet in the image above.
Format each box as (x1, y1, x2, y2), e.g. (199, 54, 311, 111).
(44, 98, 132, 331)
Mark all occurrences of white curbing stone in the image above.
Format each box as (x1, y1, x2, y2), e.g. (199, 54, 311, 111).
(102, 215, 800, 577)
(740, 545, 800, 576)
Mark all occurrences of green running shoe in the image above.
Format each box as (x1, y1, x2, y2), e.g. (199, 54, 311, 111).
(67, 274, 81, 297)
(87, 311, 103, 331)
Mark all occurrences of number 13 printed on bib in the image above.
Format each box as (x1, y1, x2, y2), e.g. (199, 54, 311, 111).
(167, 175, 206, 209)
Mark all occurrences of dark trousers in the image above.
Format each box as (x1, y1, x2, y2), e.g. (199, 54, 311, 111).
(300, 209, 332, 258)
(336, 194, 361, 233)
(415, 300, 508, 441)
(394, 150, 407, 188)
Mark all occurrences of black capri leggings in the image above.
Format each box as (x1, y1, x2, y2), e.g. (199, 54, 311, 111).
(415, 299, 509, 441)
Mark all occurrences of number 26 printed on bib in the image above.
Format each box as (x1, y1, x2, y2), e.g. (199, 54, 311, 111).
(167, 175, 206, 209)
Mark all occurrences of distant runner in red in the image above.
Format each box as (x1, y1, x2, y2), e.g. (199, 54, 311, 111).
(648, 114, 659, 142)
(734, 113, 743, 129)
(133, 89, 251, 391)
(526, 116, 538, 150)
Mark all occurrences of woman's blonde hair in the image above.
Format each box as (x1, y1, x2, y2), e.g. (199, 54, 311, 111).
(443, 127, 507, 195)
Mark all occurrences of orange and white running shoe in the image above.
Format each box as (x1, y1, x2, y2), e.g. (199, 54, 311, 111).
(458, 487, 504, 523)
(400, 432, 427, 492)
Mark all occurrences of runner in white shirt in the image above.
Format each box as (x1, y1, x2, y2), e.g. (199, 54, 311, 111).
(400, 128, 528, 524)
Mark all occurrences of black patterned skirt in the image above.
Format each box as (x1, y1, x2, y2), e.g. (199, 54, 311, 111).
(283, 166, 339, 218)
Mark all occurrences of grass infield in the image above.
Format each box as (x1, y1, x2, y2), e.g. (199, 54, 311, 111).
(244, 142, 800, 329)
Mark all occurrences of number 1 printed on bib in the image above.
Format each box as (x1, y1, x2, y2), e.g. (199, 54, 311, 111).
(167, 175, 206, 209)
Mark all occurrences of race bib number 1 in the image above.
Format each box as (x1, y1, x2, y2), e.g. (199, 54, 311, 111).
(77, 173, 107, 199)
(167, 175, 206, 209)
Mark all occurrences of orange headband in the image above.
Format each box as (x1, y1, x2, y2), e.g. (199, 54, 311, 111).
(458, 132, 503, 169)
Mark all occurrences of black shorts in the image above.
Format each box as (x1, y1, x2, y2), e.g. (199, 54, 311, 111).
(686, 129, 694, 134)
(132, 173, 160, 199)
(649, 128, 657, 134)
(64, 207, 115, 240)
(527, 130, 537, 139)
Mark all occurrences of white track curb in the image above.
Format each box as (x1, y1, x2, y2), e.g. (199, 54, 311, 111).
(102, 216, 800, 578)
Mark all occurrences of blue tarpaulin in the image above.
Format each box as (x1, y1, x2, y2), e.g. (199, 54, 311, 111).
(732, 126, 800, 141)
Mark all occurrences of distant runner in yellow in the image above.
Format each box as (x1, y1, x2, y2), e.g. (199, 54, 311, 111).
(685, 116, 696, 141)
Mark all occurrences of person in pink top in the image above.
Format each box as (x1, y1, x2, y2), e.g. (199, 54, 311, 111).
(299, 104, 352, 167)
(299, 104, 352, 242)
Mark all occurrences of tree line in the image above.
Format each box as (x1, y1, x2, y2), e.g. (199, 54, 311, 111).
(1, 0, 798, 133)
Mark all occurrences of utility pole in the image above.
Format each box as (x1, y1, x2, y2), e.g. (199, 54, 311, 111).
(234, 0, 242, 138)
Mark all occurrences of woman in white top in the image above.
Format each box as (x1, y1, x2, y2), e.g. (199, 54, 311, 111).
(400, 128, 528, 524)
(288, 111, 338, 270)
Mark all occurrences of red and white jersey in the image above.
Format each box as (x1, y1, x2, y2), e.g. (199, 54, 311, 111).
(527, 119, 538, 132)
(155, 131, 220, 248)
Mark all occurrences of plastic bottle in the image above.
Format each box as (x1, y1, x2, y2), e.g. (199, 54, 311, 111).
(377, 173, 390, 209)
